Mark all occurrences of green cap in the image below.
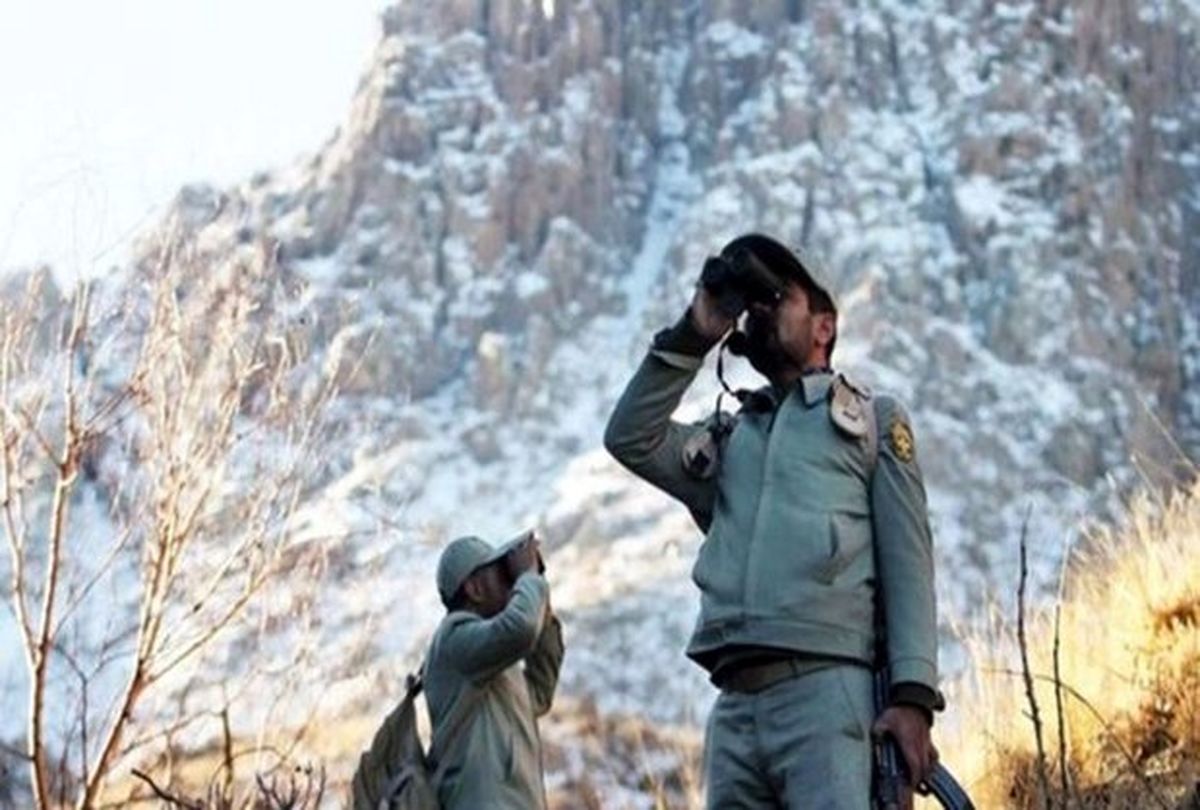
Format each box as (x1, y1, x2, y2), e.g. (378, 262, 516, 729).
(436, 530, 532, 607)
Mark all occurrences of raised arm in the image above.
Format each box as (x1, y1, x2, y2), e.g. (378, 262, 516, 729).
(604, 306, 729, 529)
(523, 610, 564, 717)
(440, 573, 550, 684)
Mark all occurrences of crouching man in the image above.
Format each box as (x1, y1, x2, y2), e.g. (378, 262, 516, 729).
(425, 531, 564, 809)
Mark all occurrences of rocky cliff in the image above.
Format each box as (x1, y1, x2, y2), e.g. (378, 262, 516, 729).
(28, 0, 1200, 736)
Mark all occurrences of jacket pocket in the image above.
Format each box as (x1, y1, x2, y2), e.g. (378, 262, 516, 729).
(811, 511, 868, 585)
(814, 512, 871, 585)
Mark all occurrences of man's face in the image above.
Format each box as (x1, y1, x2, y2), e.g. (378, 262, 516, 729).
(742, 283, 834, 378)
(465, 561, 514, 618)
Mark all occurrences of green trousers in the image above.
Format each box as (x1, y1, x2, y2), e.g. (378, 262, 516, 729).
(703, 665, 874, 809)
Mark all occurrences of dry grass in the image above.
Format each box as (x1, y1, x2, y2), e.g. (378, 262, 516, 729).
(101, 696, 704, 809)
(937, 480, 1200, 809)
(541, 696, 703, 810)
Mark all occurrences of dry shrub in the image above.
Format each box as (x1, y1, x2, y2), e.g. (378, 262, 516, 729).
(0, 230, 341, 809)
(937, 480, 1200, 809)
(540, 696, 704, 810)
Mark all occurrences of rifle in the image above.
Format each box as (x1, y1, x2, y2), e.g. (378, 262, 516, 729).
(872, 655, 975, 810)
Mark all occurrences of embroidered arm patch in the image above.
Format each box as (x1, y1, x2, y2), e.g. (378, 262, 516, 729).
(888, 415, 916, 463)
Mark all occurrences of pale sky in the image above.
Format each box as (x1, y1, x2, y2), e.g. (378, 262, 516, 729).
(0, 1, 389, 278)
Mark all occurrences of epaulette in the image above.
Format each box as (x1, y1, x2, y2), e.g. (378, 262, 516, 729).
(829, 372, 872, 438)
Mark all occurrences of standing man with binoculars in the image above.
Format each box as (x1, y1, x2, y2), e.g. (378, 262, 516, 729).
(424, 531, 563, 809)
(605, 234, 941, 808)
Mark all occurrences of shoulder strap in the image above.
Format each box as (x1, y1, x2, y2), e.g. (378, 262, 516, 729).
(406, 668, 424, 697)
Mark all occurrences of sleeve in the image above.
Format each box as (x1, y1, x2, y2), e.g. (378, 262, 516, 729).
(890, 682, 943, 724)
(440, 573, 550, 684)
(523, 612, 564, 717)
(871, 397, 940, 696)
(603, 311, 722, 529)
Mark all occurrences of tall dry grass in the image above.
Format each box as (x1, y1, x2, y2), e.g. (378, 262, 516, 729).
(936, 480, 1199, 809)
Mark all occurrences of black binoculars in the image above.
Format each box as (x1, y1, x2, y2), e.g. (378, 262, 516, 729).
(700, 248, 788, 319)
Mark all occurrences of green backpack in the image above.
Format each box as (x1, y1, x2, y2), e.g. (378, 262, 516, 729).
(350, 670, 477, 810)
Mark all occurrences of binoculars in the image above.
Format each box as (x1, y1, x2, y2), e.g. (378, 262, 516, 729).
(700, 247, 788, 319)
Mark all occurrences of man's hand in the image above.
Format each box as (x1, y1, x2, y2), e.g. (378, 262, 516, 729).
(505, 534, 541, 580)
(690, 286, 738, 342)
(873, 705, 939, 792)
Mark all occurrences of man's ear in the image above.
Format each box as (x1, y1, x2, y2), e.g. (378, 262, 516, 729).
(813, 313, 836, 351)
(461, 573, 484, 606)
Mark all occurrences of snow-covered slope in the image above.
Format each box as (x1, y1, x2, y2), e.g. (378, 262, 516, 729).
(5, 0, 1199, 761)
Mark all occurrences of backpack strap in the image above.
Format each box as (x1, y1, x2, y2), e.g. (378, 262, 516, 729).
(405, 668, 424, 698)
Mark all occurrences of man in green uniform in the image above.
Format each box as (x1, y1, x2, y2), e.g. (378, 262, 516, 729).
(424, 530, 564, 809)
(605, 234, 941, 808)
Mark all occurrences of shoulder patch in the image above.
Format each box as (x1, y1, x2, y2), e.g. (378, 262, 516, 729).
(887, 414, 915, 463)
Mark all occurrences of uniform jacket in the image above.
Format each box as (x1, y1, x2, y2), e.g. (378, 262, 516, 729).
(604, 334, 938, 693)
(424, 573, 564, 810)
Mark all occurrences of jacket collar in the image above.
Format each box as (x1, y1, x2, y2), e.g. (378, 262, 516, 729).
(796, 371, 834, 407)
(744, 370, 835, 413)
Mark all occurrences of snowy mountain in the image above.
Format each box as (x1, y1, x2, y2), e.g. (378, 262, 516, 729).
(136, 0, 1196, 718)
(3, 0, 1198, 789)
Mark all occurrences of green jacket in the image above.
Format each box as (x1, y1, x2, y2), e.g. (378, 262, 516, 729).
(424, 573, 564, 810)
(604, 336, 938, 693)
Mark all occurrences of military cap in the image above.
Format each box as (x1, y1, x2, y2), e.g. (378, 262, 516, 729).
(436, 530, 532, 607)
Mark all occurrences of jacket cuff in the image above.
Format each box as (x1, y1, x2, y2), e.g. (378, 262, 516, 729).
(889, 681, 945, 726)
(515, 570, 548, 588)
(889, 657, 937, 690)
(652, 309, 720, 357)
(513, 571, 549, 602)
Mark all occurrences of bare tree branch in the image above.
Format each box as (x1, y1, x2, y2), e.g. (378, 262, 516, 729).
(1052, 530, 1076, 808)
(52, 524, 136, 639)
(131, 768, 202, 810)
(1016, 505, 1053, 810)
(23, 283, 90, 809)
(53, 641, 92, 793)
(1, 303, 38, 657)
